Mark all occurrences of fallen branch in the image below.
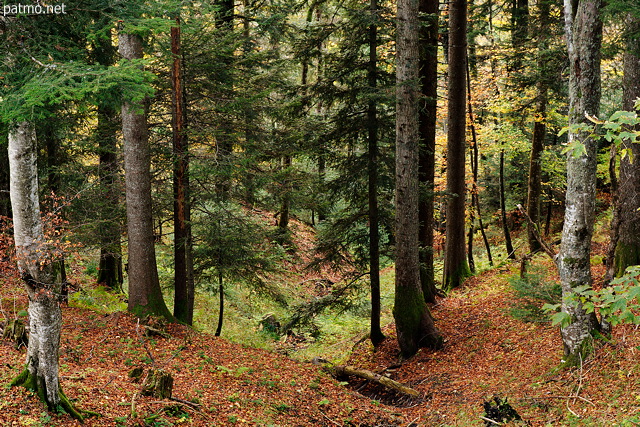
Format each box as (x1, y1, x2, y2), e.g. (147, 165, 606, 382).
(313, 359, 420, 398)
(480, 415, 502, 425)
(516, 204, 557, 260)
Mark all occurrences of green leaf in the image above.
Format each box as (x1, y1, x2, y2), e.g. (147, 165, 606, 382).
(550, 311, 571, 327)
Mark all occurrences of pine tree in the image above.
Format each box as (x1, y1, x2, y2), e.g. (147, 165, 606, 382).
(394, 0, 442, 358)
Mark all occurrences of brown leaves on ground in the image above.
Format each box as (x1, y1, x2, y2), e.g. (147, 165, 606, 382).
(0, 289, 401, 426)
(2, 239, 640, 425)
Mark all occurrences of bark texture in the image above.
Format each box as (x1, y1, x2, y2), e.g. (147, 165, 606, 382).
(8, 122, 81, 418)
(119, 32, 172, 320)
(418, 0, 439, 303)
(171, 20, 195, 325)
(557, 0, 602, 358)
(394, 0, 442, 358)
(610, 13, 640, 279)
(444, 0, 471, 290)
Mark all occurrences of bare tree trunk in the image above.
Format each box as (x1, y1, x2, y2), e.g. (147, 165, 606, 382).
(526, 0, 549, 254)
(500, 150, 515, 259)
(557, 0, 602, 360)
(119, 31, 172, 320)
(8, 122, 82, 419)
(418, 0, 440, 304)
(96, 102, 124, 291)
(171, 19, 194, 325)
(444, 0, 471, 290)
(394, 0, 443, 358)
(608, 13, 640, 280)
(368, 0, 385, 347)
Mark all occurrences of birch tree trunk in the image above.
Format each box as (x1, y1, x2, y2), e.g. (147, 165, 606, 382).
(8, 122, 82, 419)
(394, 0, 443, 358)
(557, 0, 602, 360)
(119, 31, 172, 320)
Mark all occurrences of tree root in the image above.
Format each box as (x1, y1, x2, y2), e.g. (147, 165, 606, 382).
(10, 367, 100, 422)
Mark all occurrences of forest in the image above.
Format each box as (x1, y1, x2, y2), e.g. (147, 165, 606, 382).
(1, 0, 640, 425)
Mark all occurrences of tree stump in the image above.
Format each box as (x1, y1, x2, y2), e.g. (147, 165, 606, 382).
(2, 319, 28, 349)
(141, 369, 173, 399)
(128, 367, 144, 383)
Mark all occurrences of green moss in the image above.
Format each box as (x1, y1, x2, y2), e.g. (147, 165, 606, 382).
(129, 293, 173, 322)
(614, 241, 640, 278)
(443, 260, 472, 292)
(10, 367, 99, 422)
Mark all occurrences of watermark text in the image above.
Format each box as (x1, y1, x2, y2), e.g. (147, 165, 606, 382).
(3, 3, 67, 16)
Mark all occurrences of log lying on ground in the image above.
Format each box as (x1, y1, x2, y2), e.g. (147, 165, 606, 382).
(313, 359, 420, 398)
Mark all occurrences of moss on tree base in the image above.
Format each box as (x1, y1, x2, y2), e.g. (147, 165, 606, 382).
(10, 367, 99, 422)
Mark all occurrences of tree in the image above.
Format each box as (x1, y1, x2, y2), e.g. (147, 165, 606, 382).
(119, 29, 172, 320)
(556, 0, 602, 359)
(8, 122, 83, 419)
(418, 0, 440, 303)
(394, 0, 443, 358)
(525, 0, 550, 254)
(444, 0, 471, 291)
(608, 10, 640, 280)
(368, 0, 386, 346)
(171, 18, 195, 325)
(93, 25, 124, 291)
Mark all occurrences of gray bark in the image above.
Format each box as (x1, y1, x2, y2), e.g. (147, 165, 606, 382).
(557, 0, 602, 358)
(119, 32, 172, 319)
(8, 122, 63, 407)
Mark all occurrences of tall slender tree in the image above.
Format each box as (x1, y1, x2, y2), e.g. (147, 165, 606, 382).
(394, 0, 442, 358)
(368, 0, 385, 346)
(444, 0, 471, 290)
(418, 0, 440, 303)
(525, 0, 550, 254)
(93, 27, 124, 291)
(556, 0, 602, 359)
(119, 29, 172, 320)
(171, 18, 195, 325)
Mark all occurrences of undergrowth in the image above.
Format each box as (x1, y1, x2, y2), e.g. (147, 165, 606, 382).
(508, 266, 561, 323)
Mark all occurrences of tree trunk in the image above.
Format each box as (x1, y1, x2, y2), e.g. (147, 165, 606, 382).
(94, 28, 123, 291)
(171, 19, 194, 325)
(8, 122, 82, 419)
(119, 31, 172, 321)
(368, 0, 385, 347)
(500, 150, 515, 259)
(96, 102, 124, 291)
(0, 144, 10, 218)
(526, 0, 549, 254)
(444, 0, 471, 290)
(278, 156, 292, 234)
(557, 0, 602, 360)
(418, 0, 440, 304)
(609, 13, 640, 280)
(215, 272, 224, 337)
(394, 0, 443, 359)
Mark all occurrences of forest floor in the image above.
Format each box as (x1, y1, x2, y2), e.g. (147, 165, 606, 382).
(2, 230, 640, 425)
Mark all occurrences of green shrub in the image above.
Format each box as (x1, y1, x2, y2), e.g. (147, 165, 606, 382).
(508, 270, 561, 323)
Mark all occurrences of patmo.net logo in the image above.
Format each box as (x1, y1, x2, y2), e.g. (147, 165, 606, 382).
(3, 3, 67, 16)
